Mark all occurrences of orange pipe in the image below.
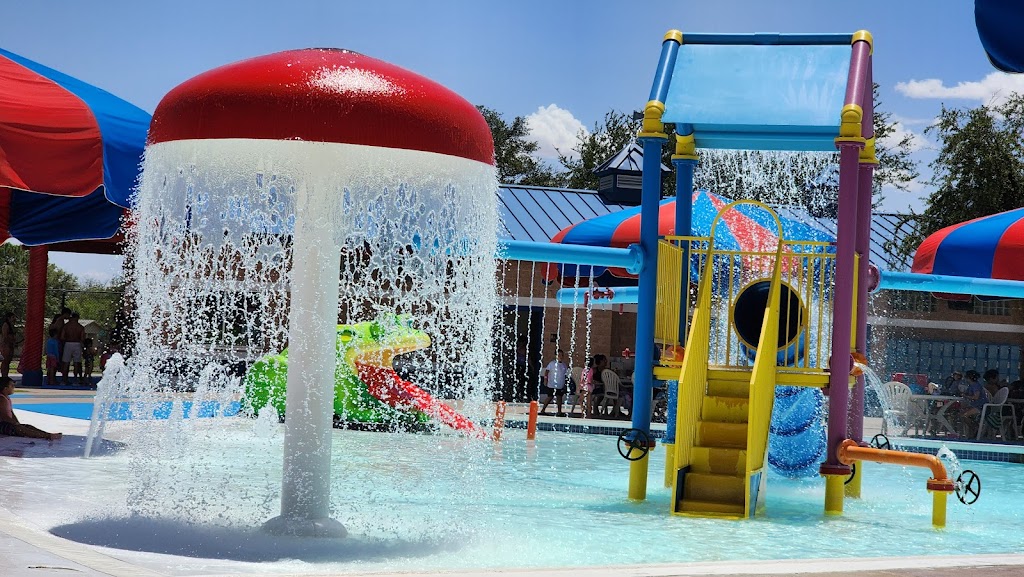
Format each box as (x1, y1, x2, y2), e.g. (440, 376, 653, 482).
(493, 401, 506, 442)
(837, 439, 954, 491)
(526, 400, 539, 440)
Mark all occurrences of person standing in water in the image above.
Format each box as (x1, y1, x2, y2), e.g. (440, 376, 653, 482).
(541, 349, 569, 417)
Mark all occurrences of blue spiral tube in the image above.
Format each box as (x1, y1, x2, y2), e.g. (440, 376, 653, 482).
(768, 386, 826, 478)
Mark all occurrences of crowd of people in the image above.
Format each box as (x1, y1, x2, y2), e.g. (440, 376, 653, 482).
(0, 308, 119, 387)
(932, 368, 1023, 438)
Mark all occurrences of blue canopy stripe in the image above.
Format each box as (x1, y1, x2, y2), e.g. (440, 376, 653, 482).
(0, 48, 149, 209)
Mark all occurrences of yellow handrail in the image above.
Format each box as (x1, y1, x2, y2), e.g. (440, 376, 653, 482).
(746, 241, 784, 474)
(672, 237, 715, 476)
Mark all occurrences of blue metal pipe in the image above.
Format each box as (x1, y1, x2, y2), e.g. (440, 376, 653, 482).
(669, 156, 697, 449)
(498, 240, 643, 274)
(630, 137, 665, 449)
(556, 287, 639, 305)
(681, 33, 853, 45)
(648, 37, 682, 104)
(673, 158, 696, 341)
(878, 271, 1024, 299)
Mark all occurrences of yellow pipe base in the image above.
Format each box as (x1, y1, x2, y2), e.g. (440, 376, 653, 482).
(845, 460, 862, 498)
(824, 474, 845, 515)
(932, 490, 950, 527)
(629, 454, 650, 500)
(663, 442, 675, 488)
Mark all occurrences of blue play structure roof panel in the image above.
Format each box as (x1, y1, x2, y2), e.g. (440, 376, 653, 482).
(663, 44, 851, 151)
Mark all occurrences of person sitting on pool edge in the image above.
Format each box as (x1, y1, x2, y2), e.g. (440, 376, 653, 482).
(0, 377, 62, 441)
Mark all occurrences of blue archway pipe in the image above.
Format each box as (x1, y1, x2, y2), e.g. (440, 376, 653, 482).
(649, 32, 682, 104)
(498, 240, 643, 274)
(877, 271, 1024, 298)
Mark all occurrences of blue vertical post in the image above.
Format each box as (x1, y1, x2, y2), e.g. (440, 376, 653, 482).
(630, 134, 667, 500)
(629, 29, 680, 501)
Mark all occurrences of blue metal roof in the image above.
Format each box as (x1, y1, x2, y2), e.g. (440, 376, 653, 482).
(496, 185, 629, 243)
(497, 185, 918, 271)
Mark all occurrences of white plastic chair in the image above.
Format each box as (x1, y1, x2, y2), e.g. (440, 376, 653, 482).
(978, 387, 1016, 440)
(567, 366, 584, 414)
(875, 381, 913, 436)
(598, 369, 621, 417)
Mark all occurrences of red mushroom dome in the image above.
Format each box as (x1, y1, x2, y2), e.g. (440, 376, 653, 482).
(148, 48, 494, 166)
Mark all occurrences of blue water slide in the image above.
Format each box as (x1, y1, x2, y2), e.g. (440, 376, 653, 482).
(768, 386, 826, 478)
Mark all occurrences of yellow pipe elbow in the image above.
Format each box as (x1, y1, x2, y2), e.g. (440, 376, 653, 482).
(860, 137, 879, 164)
(664, 30, 683, 44)
(638, 100, 667, 140)
(852, 30, 874, 55)
(672, 133, 698, 161)
(838, 104, 863, 139)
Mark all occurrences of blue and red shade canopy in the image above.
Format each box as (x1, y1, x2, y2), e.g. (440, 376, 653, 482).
(913, 206, 1024, 282)
(543, 190, 835, 284)
(0, 47, 150, 246)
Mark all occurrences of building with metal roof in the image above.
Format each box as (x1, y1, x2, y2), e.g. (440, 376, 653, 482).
(495, 184, 1024, 394)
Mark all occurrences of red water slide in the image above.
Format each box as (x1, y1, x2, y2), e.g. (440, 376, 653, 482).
(355, 362, 487, 439)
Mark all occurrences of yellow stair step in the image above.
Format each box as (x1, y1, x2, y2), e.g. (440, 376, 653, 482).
(691, 446, 747, 476)
(707, 379, 749, 399)
(701, 395, 749, 424)
(698, 421, 748, 449)
(707, 367, 753, 381)
(676, 499, 745, 518)
(683, 472, 745, 503)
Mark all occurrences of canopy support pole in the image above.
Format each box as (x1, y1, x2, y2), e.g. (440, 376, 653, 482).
(20, 246, 47, 387)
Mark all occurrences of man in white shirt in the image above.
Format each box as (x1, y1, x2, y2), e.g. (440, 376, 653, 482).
(541, 349, 569, 417)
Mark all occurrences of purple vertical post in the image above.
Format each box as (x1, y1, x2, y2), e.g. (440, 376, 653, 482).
(849, 60, 875, 444)
(822, 144, 860, 474)
(822, 34, 872, 478)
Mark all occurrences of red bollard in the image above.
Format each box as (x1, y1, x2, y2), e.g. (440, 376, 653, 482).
(526, 400, 539, 440)
(493, 401, 506, 441)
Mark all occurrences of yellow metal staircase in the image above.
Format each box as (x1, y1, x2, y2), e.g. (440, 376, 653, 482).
(670, 200, 785, 519)
(676, 367, 752, 517)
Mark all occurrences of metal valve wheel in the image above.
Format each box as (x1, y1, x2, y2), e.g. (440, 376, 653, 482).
(616, 429, 652, 461)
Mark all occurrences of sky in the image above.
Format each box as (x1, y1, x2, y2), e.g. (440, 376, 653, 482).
(4, 0, 1021, 281)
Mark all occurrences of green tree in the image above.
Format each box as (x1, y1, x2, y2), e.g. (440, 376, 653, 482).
(0, 244, 30, 320)
(895, 94, 1024, 261)
(872, 83, 920, 207)
(477, 105, 559, 186)
(557, 110, 641, 191)
(0, 244, 82, 322)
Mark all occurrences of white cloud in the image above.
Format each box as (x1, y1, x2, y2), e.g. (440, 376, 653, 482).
(879, 115, 930, 153)
(526, 104, 587, 160)
(895, 72, 1024, 106)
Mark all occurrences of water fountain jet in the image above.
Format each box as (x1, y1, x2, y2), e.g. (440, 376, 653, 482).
(136, 48, 497, 537)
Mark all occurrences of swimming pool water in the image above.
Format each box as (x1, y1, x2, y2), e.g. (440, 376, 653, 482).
(3, 419, 1023, 575)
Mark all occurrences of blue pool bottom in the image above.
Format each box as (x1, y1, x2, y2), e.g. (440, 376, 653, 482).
(13, 401, 241, 421)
